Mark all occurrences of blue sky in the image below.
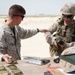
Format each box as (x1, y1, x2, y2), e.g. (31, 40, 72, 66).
(0, 0, 75, 15)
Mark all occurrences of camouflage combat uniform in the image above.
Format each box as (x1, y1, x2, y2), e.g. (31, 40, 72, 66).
(45, 2, 75, 56)
(45, 18, 75, 56)
(0, 24, 39, 60)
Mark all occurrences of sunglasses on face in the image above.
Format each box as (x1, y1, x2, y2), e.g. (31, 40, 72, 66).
(13, 15, 25, 20)
(62, 14, 73, 18)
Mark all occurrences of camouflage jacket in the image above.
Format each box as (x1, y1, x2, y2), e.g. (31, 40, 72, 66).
(45, 17, 75, 56)
(45, 17, 75, 43)
(0, 24, 38, 60)
(45, 17, 75, 45)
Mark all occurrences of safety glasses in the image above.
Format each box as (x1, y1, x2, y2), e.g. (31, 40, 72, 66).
(62, 14, 73, 18)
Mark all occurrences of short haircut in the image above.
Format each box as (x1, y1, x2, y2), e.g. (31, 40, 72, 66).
(9, 4, 26, 16)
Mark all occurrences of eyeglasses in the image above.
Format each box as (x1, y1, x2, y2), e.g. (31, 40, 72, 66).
(13, 15, 25, 20)
(62, 14, 73, 18)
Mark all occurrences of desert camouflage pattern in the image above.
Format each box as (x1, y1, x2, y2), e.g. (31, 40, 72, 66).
(49, 44, 65, 57)
(60, 2, 75, 15)
(56, 19, 75, 43)
(45, 18, 75, 56)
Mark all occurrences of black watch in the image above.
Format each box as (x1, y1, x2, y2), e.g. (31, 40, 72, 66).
(37, 28, 39, 32)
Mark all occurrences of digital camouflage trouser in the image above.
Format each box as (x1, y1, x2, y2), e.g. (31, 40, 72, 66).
(49, 44, 64, 57)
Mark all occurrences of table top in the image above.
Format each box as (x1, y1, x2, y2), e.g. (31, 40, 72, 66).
(60, 54, 75, 65)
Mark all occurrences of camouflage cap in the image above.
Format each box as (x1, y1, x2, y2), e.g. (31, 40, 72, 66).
(60, 3, 75, 15)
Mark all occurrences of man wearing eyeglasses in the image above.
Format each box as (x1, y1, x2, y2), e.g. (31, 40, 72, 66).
(0, 4, 48, 64)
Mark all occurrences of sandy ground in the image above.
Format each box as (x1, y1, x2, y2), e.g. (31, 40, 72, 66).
(0, 16, 59, 58)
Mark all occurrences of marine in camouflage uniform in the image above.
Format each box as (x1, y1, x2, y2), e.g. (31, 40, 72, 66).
(0, 4, 48, 63)
(45, 2, 75, 57)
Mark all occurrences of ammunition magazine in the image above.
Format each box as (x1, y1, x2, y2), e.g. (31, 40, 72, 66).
(8, 58, 17, 63)
(7, 64, 23, 75)
(0, 65, 9, 75)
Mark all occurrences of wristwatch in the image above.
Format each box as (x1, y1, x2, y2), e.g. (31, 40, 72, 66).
(37, 28, 39, 32)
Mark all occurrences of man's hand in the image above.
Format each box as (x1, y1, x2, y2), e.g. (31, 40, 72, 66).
(54, 37, 67, 48)
(53, 37, 67, 48)
(2, 54, 12, 64)
(2, 54, 17, 64)
(57, 40, 67, 48)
